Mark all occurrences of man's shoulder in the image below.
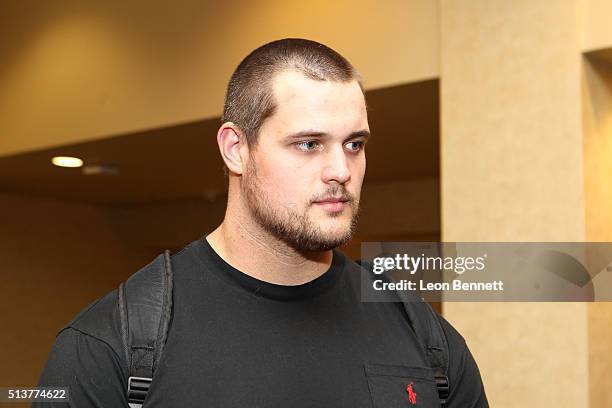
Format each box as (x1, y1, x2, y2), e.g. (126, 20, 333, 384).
(61, 241, 201, 349)
(337, 249, 468, 359)
(63, 288, 125, 360)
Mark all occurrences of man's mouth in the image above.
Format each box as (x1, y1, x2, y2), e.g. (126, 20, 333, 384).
(313, 197, 349, 212)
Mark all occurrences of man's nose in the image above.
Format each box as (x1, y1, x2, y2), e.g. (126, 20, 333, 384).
(321, 145, 351, 184)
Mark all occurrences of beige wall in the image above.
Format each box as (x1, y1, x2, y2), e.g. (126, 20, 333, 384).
(440, 1, 589, 407)
(0, 0, 439, 157)
(0, 194, 156, 387)
(582, 54, 612, 408)
(581, 0, 612, 52)
(583, 55, 612, 242)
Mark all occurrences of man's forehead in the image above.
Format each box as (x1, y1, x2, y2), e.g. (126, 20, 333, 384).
(268, 70, 367, 127)
(271, 69, 363, 100)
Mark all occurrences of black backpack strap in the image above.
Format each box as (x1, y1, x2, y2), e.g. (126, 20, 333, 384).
(400, 297, 450, 405)
(118, 250, 173, 408)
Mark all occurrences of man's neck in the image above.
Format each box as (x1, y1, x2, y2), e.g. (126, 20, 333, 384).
(206, 217, 333, 286)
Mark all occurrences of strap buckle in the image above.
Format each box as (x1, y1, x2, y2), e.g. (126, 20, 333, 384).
(128, 376, 152, 408)
(435, 374, 450, 405)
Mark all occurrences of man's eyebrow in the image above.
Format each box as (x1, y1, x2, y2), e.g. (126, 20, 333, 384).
(350, 129, 371, 139)
(285, 130, 328, 140)
(285, 129, 371, 140)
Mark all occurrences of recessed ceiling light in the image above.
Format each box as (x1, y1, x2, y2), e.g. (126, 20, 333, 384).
(52, 156, 83, 168)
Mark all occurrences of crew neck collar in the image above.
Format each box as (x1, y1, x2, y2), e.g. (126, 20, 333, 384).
(198, 236, 345, 301)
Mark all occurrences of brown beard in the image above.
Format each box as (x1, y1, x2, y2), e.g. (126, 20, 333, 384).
(241, 156, 360, 253)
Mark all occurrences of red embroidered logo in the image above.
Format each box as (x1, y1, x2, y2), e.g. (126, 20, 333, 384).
(406, 382, 417, 405)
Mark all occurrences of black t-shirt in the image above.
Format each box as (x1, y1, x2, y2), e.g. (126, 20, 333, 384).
(36, 238, 488, 407)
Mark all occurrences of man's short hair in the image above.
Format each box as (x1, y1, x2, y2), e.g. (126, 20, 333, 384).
(222, 38, 362, 147)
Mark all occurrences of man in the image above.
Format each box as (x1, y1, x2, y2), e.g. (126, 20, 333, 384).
(37, 38, 488, 407)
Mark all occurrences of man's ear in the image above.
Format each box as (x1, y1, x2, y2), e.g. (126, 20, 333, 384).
(217, 122, 246, 175)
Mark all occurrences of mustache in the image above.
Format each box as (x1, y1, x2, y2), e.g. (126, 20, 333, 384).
(311, 186, 355, 203)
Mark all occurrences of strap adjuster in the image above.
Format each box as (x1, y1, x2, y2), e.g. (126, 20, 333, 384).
(128, 376, 152, 407)
(435, 374, 450, 405)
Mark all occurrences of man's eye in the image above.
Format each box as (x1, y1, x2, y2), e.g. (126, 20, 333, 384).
(295, 141, 320, 151)
(345, 141, 364, 151)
